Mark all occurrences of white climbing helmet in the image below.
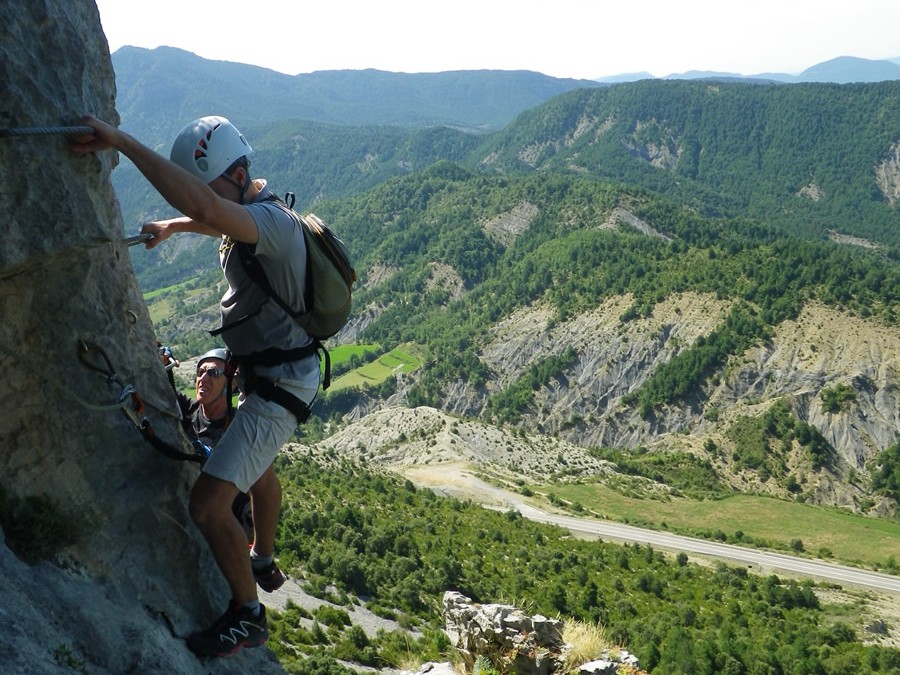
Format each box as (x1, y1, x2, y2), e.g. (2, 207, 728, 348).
(169, 116, 252, 183)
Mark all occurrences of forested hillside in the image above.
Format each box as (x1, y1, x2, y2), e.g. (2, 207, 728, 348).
(263, 453, 900, 674)
(324, 164, 897, 376)
(125, 79, 900, 285)
(472, 79, 900, 248)
(129, 76, 900, 523)
(113, 46, 601, 270)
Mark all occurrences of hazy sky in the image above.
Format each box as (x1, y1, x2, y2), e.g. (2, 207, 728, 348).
(94, 0, 900, 80)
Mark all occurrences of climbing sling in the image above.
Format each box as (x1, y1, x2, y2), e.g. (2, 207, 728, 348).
(77, 340, 207, 464)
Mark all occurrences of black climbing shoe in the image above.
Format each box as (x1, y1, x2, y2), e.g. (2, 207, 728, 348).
(186, 600, 268, 658)
(252, 559, 286, 593)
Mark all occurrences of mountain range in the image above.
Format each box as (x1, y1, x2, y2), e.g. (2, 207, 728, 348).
(599, 55, 900, 84)
(111, 47, 900, 525)
(112, 46, 603, 139)
(110, 48, 900, 239)
(113, 48, 900, 142)
(5, 6, 900, 673)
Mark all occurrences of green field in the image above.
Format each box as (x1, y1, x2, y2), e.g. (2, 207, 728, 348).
(328, 344, 423, 392)
(145, 284, 210, 324)
(328, 343, 381, 366)
(541, 482, 900, 570)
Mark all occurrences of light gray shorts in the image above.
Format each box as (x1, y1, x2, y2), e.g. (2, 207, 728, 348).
(202, 370, 318, 493)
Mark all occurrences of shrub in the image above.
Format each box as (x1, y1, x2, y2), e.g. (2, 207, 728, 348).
(0, 486, 82, 564)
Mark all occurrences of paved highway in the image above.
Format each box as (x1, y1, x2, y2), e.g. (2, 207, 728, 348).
(446, 474, 900, 596)
(512, 501, 900, 594)
(412, 467, 900, 595)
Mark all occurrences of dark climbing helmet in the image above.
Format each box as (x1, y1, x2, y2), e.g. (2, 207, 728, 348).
(197, 348, 229, 371)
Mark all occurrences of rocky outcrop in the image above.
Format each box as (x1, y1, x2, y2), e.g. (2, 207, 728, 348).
(444, 590, 564, 675)
(624, 120, 681, 170)
(442, 592, 645, 675)
(875, 142, 900, 206)
(0, 3, 282, 672)
(315, 405, 616, 483)
(482, 201, 539, 246)
(602, 207, 673, 241)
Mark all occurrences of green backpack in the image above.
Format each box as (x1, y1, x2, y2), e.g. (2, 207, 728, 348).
(239, 192, 355, 340)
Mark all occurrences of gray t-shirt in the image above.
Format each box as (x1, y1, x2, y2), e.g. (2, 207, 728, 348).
(217, 180, 311, 358)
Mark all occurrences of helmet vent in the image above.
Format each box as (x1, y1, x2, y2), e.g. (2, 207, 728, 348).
(193, 124, 222, 173)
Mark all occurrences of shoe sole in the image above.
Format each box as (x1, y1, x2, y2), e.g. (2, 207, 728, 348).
(190, 634, 268, 659)
(254, 567, 287, 592)
(256, 575, 286, 593)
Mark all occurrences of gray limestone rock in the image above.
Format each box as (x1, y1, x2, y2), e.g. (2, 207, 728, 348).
(0, 2, 283, 672)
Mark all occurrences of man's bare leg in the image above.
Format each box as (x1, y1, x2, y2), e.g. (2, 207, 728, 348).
(190, 472, 257, 604)
(248, 464, 281, 557)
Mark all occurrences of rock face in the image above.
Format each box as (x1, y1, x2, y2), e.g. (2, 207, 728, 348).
(443, 591, 565, 675)
(434, 293, 900, 511)
(318, 293, 899, 515)
(875, 141, 900, 206)
(0, 3, 282, 673)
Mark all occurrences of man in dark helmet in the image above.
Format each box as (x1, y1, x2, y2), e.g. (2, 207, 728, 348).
(178, 348, 233, 449)
(176, 348, 253, 542)
(71, 115, 320, 657)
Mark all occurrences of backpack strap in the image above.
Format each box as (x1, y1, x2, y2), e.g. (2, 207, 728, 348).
(235, 192, 314, 323)
(242, 371, 311, 424)
(235, 239, 308, 324)
(233, 349, 313, 424)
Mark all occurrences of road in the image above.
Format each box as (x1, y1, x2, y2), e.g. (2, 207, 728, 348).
(514, 501, 900, 595)
(412, 467, 900, 596)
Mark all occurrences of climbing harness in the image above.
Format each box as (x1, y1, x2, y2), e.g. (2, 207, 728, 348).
(227, 349, 313, 424)
(0, 125, 94, 139)
(77, 340, 206, 464)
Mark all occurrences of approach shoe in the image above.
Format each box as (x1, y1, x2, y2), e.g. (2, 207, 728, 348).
(252, 559, 286, 593)
(186, 600, 268, 658)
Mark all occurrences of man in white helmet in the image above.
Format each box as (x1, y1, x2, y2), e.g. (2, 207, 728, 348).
(71, 115, 320, 658)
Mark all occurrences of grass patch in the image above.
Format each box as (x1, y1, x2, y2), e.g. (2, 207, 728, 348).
(142, 282, 179, 301)
(145, 282, 212, 323)
(561, 620, 615, 671)
(537, 482, 900, 569)
(329, 343, 382, 367)
(328, 344, 424, 393)
(588, 447, 725, 497)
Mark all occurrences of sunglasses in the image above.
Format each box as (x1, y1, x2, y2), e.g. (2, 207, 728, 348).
(196, 367, 225, 379)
